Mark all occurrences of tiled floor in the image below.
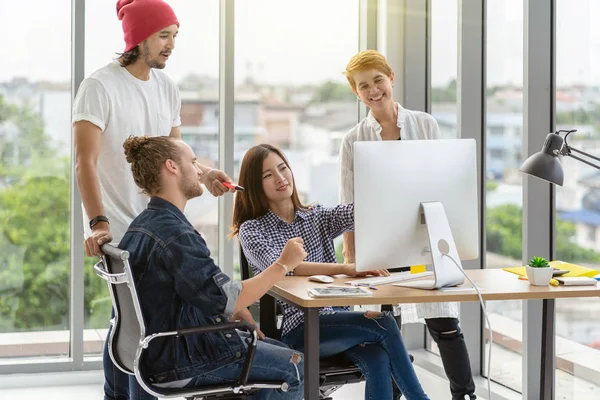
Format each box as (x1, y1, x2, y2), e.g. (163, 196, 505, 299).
(0, 365, 456, 400)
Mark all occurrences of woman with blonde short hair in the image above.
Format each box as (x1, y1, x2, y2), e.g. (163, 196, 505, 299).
(339, 50, 476, 400)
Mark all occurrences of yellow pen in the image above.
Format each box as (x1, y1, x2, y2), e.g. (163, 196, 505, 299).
(518, 276, 560, 286)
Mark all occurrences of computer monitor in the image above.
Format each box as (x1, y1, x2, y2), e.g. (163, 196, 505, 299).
(353, 139, 479, 289)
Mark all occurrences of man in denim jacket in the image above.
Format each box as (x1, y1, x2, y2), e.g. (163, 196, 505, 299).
(118, 135, 307, 399)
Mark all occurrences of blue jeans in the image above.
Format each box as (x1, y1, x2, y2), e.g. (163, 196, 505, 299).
(282, 311, 430, 400)
(105, 329, 302, 400)
(103, 325, 157, 400)
(183, 334, 304, 399)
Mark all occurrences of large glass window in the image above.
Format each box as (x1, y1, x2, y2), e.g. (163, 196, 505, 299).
(232, 0, 360, 280)
(554, 1, 600, 397)
(83, 0, 219, 356)
(431, 0, 458, 140)
(485, 0, 524, 392)
(0, 0, 72, 360)
(427, 0, 458, 358)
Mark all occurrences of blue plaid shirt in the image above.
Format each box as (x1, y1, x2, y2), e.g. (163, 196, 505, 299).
(239, 203, 354, 336)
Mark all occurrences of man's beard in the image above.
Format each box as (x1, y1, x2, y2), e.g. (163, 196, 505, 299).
(142, 42, 166, 69)
(181, 176, 203, 199)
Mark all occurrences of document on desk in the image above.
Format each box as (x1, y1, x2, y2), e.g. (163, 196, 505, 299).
(438, 286, 482, 292)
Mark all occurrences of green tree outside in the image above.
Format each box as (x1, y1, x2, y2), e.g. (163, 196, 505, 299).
(309, 81, 355, 103)
(486, 204, 600, 263)
(0, 94, 110, 332)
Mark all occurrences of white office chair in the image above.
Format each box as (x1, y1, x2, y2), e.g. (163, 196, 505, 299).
(94, 243, 288, 399)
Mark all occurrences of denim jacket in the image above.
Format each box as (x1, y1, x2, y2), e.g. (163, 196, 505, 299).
(118, 197, 244, 384)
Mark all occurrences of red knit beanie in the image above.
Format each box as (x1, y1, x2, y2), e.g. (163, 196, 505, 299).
(116, 0, 180, 53)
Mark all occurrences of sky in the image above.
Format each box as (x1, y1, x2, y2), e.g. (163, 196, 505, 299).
(0, 0, 599, 87)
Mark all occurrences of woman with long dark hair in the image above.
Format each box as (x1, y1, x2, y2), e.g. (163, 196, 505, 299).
(232, 143, 430, 400)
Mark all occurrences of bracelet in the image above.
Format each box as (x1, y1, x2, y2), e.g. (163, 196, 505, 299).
(89, 215, 109, 229)
(274, 261, 289, 274)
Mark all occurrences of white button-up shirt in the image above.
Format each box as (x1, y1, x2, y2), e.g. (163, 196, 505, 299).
(339, 103, 459, 323)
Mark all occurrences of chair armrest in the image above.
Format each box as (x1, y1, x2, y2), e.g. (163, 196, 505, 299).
(143, 321, 259, 387)
(176, 321, 253, 337)
(177, 321, 258, 386)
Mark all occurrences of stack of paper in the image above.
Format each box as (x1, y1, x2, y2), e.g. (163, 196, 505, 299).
(554, 277, 597, 286)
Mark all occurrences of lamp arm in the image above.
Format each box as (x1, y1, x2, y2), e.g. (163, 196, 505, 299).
(564, 146, 600, 170)
(567, 146, 600, 163)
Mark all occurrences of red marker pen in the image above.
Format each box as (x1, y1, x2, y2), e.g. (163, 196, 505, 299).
(223, 182, 245, 192)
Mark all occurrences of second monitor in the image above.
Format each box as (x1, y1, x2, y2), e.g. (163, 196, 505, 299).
(353, 139, 479, 288)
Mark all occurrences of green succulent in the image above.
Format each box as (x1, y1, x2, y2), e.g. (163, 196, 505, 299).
(528, 256, 550, 268)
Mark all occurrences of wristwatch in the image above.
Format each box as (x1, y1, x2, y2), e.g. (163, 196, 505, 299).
(89, 215, 109, 229)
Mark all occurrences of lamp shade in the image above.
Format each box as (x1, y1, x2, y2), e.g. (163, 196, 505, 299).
(519, 133, 565, 186)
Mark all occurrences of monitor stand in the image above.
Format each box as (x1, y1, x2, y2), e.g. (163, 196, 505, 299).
(420, 202, 465, 288)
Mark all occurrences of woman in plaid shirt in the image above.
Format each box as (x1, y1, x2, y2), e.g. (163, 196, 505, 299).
(232, 144, 430, 400)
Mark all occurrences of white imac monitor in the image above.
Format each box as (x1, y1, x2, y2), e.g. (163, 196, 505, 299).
(353, 139, 479, 289)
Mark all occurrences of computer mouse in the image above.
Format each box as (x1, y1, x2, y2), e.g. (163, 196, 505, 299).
(307, 275, 334, 284)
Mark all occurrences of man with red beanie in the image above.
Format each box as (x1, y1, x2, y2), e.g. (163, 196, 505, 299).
(72, 1, 235, 399)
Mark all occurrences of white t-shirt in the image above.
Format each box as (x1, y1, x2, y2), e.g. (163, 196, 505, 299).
(72, 61, 181, 243)
(338, 103, 459, 322)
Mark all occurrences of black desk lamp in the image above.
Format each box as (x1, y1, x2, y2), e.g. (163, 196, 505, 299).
(520, 129, 600, 186)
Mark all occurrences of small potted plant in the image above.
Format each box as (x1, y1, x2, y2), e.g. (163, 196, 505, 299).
(526, 256, 553, 286)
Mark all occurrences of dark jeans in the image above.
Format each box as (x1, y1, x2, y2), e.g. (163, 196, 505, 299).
(104, 326, 302, 400)
(183, 334, 303, 400)
(282, 311, 430, 400)
(425, 317, 476, 400)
